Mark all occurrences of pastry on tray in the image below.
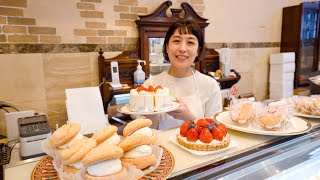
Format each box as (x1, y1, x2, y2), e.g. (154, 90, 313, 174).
(119, 134, 156, 169)
(61, 138, 97, 174)
(258, 106, 287, 131)
(122, 118, 158, 144)
(82, 143, 127, 179)
(230, 101, 254, 124)
(49, 123, 84, 149)
(176, 118, 230, 151)
(91, 125, 121, 146)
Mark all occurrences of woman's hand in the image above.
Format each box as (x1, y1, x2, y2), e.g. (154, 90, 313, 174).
(167, 98, 196, 121)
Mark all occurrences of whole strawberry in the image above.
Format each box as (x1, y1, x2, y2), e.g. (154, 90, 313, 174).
(212, 127, 223, 141)
(217, 123, 227, 136)
(180, 122, 192, 137)
(204, 118, 214, 124)
(199, 128, 213, 143)
(196, 126, 203, 134)
(186, 128, 198, 142)
(196, 119, 210, 127)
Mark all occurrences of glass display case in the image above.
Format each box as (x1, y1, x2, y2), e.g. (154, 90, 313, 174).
(3, 113, 320, 179)
(168, 123, 320, 179)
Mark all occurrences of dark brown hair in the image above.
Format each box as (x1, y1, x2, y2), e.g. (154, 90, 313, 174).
(162, 19, 205, 62)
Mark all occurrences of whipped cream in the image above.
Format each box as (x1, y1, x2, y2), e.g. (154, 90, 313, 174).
(178, 134, 229, 145)
(139, 91, 152, 95)
(58, 133, 84, 149)
(87, 158, 122, 176)
(131, 127, 153, 137)
(70, 161, 84, 169)
(100, 133, 120, 145)
(156, 87, 169, 95)
(130, 89, 138, 95)
(123, 145, 152, 158)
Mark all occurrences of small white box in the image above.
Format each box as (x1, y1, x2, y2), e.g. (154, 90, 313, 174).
(271, 63, 295, 73)
(270, 91, 293, 100)
(269, 72, 294, 82)
(269, 81, 293, 100)
(270, 52, 295, 64)
(5, 110, 35, 141)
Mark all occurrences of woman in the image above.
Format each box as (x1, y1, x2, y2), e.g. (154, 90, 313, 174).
(144, 19, 222, 130)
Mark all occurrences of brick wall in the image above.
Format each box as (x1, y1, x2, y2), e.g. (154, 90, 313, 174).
(0, 0, 61, 43)
(0, 0, 205, 44)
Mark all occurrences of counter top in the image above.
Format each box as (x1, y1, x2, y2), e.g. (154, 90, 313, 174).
(4, 117, 320, 180)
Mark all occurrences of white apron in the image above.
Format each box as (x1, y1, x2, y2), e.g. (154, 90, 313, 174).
(158, 70, 204, 130)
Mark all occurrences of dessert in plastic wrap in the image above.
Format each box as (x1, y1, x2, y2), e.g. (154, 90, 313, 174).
(229, 98, 255, 125)
(292, 95, 320, 116)
(228, 99, 297, 132)
(255, 105, 294, 131)
(268, 95, 320, 116)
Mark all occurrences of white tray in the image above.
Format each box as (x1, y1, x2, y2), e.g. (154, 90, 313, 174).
(294, 112, 320, 119)
(215, 111, 312, 136)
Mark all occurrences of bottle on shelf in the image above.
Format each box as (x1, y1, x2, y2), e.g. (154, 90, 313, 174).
(134, 60, 146, 87)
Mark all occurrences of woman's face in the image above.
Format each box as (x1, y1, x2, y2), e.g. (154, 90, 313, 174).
(166, 29, 199, 70)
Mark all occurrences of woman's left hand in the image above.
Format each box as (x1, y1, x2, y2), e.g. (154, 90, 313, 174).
(167, 98, 196, 121)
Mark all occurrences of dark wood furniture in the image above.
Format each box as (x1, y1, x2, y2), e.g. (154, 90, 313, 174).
(280, 1, 320, 88)
(136, 1, 209, 76)
(98, 1, 240, 113)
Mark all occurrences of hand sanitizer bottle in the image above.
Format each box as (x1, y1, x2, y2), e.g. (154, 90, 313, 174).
(134, 60, 146, 87)
(220, 46, 231, 77)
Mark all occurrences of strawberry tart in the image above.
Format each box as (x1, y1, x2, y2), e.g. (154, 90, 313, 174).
(129, 85, 172, 112)
(176, 118, 230, 151)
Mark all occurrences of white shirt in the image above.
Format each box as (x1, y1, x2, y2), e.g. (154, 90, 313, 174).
(144, 70, 222, 118)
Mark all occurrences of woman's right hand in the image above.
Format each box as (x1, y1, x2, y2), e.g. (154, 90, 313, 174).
(167, 98, 196, 121)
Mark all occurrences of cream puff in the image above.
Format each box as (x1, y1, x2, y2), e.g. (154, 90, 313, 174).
(91, 125, 120, 146)
(119, 134, 156, 169)
(258, 107, 284, 130)
(259, 115, 282, 130)
(82, 144, 127, 179)
(60, 138, 97, 174)
(49, 123, 83, 149)
(123, 118, 158, 144)
(230, 102, 254, 124)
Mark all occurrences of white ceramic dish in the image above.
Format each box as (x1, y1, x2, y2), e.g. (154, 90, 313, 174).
(215, 111, 312, 136)
(169, 136, 238, 156)
(117, 101, 181, 115)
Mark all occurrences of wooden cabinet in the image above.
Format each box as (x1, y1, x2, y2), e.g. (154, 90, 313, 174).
(280, 1, 320, 88)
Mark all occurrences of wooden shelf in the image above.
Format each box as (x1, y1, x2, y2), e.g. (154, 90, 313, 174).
(208, 69, 241, 89)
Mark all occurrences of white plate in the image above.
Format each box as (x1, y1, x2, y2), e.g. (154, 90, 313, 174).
(215, 111, 312, 136)
(117, 101, 181, 115)
(169, 136, 238, 156)
(294, 112, 320, 119)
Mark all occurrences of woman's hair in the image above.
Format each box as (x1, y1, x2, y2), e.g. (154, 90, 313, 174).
(162, 19, 205, 62)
